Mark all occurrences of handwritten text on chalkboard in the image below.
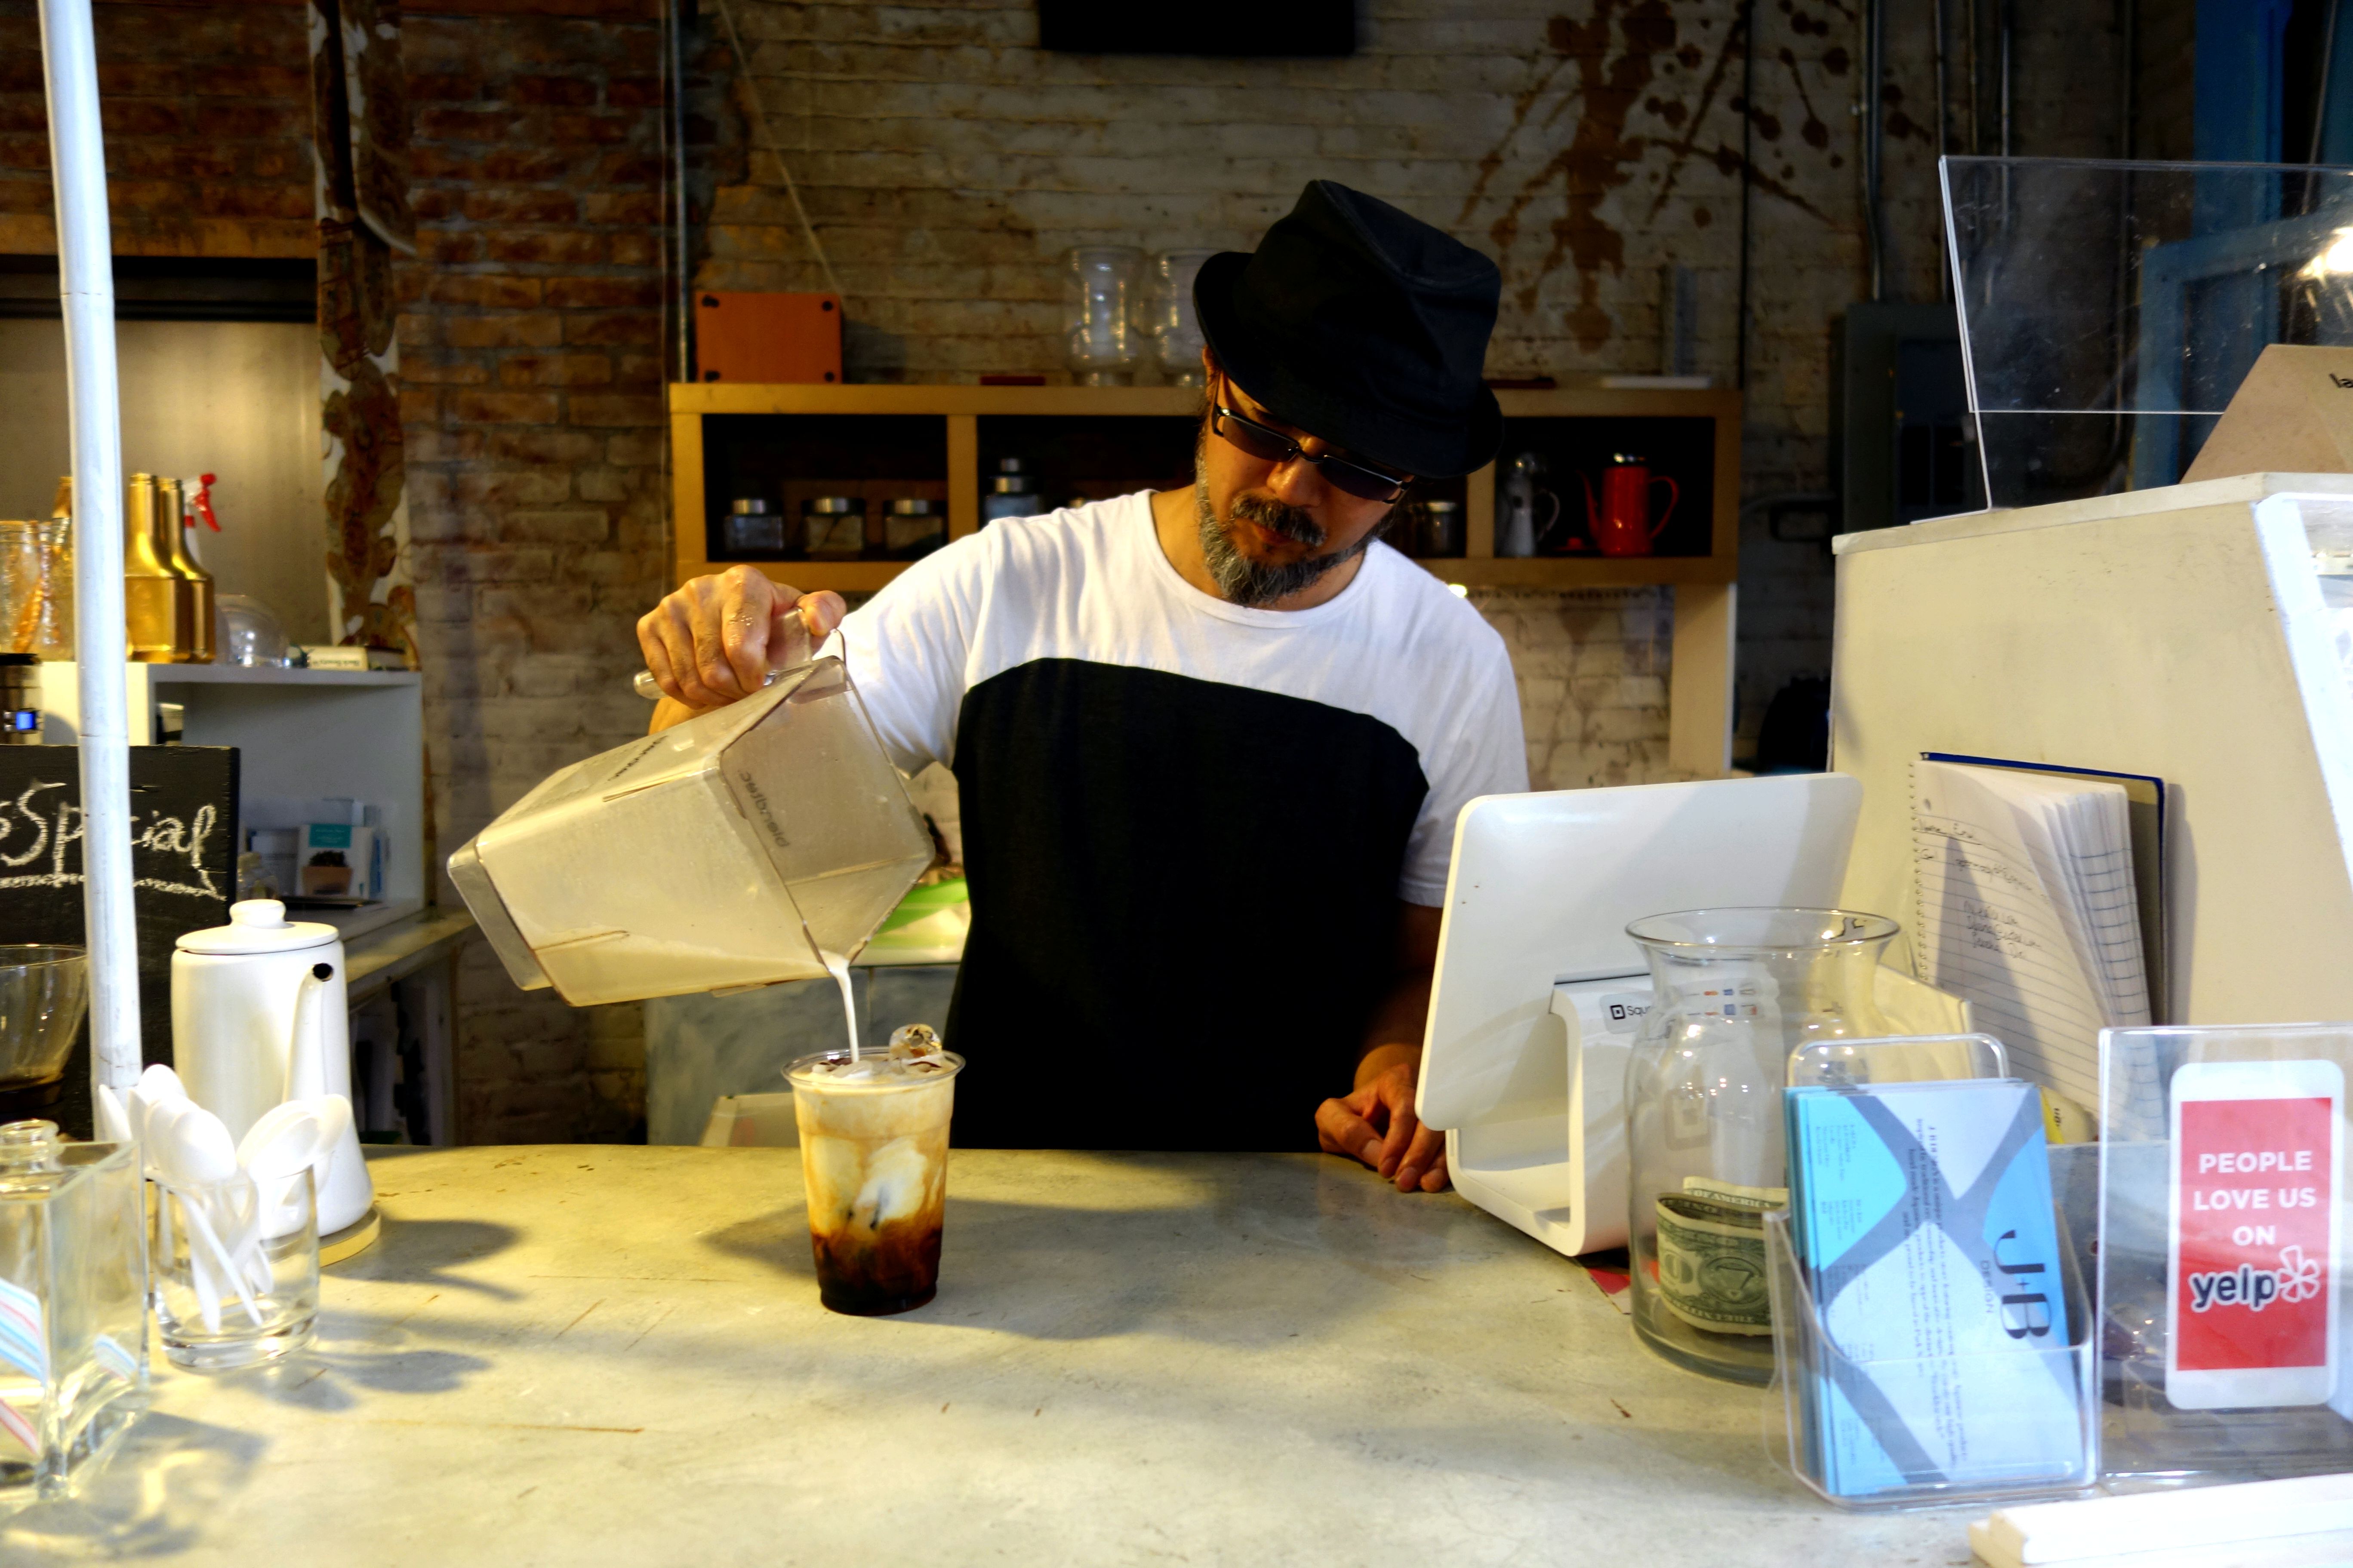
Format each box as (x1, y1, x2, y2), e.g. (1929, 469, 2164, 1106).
(0, 777, 225, 900)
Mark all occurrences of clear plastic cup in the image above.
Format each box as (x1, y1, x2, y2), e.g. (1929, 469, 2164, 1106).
(785, 1046, 963, 1316)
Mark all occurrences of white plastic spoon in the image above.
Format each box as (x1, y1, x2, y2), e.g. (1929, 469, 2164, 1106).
(234, 1104, 327, 1288)
(128, 1064, 190, 1172)
(143, 1101, 221, 1332)
(150, 1101, 265, 1331)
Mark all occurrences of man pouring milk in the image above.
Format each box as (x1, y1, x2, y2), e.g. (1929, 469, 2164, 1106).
(639, 182, 1528, 1193)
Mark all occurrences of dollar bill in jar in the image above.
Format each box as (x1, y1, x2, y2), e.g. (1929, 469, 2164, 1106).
(1654, 1190, 1780, 1335)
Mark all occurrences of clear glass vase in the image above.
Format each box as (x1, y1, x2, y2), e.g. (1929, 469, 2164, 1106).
(1623, 907, 1900, 1384)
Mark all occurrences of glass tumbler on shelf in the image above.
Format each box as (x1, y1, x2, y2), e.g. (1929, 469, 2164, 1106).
(1065, 246, 1145, 386)
(29, 519, 72, 663)
(0, 1119, 148, 1504)
(1623, 907, 1900, 1384)
(1148, 248, 1219, 386)
(152, 1165, 319, 1372)
(0, 523, 36, 654)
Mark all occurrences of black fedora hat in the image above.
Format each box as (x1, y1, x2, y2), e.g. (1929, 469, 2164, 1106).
(1193, 180, 1503, 480)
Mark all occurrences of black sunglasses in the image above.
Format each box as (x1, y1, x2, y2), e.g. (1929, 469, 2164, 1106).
(1210, 402, 1413, 503)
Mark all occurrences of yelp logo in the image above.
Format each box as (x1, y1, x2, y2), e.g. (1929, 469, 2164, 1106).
(2187, 1246, 2324, 1314)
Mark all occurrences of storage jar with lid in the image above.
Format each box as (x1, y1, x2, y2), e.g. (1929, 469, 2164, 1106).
(982, 458, 1038, 525)
(884, 498, 944, 558)
(723, 498, 784, 556)
(803, 496, 865, 558)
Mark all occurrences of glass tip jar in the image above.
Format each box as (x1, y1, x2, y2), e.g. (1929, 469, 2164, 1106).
(1622, 907, 1900, 1384)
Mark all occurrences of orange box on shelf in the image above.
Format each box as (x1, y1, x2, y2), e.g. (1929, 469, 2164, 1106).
(694, 292, 843, 384)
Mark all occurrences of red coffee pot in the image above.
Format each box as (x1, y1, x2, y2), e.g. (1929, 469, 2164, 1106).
(1580, 455, 1679, 557)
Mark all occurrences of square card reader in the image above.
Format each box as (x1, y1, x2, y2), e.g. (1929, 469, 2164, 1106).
(1414, 774, 1968, 1257)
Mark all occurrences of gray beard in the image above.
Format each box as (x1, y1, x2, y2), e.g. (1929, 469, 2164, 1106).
(1193, 465, 1386, 609)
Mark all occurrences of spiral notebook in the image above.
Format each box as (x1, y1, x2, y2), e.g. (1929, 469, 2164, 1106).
(1912, 758, 2160, 1113)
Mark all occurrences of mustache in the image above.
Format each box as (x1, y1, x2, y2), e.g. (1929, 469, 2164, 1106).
(1226, 492, 1324, 548)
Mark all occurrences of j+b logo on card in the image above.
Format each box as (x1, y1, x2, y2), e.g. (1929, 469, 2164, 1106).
(2176, 1097, 2333, 1371)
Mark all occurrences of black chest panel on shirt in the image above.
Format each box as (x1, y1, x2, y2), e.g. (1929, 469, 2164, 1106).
(946, 658, 1430, 1151)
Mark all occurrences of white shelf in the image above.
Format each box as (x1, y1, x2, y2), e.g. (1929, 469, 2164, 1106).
(306, 898, 428, 944)
(141, 664, 418, 687)
(37, 659, 429, 917)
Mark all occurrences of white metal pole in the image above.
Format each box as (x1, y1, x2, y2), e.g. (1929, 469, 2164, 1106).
(37, 0, 142, 1095)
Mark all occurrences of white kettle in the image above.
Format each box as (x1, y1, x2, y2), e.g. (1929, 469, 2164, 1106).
(171, 899, 375, 1235)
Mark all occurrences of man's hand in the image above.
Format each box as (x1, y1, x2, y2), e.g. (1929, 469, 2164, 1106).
(637, 564, 846, 727)
(1316, 903, 1447, 1193)
(1318, 1044, 1448, 1193)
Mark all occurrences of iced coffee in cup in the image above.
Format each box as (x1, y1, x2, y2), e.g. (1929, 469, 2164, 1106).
(785, 1027, 964, 1316)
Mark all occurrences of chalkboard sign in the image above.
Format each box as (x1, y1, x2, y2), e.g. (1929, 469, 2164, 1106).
(0, 746, 238, 1136)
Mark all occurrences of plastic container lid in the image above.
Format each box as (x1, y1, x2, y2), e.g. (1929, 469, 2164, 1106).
(175, 899, 339, 956)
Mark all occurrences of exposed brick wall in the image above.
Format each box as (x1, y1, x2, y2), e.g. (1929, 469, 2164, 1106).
(397, 8, 676, 1143)
(1472, 586, 1672, 789)
(0, 0, 314, 257)
(695, 0, 2129, 753)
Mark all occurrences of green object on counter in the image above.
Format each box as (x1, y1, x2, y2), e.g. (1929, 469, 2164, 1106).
(876, 877, 967, 935)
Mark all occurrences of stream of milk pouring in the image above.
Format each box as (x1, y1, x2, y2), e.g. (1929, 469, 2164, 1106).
(822, 950, 859, 1061)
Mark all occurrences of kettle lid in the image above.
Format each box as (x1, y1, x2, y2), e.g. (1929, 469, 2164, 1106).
(175, 899, 339, 956)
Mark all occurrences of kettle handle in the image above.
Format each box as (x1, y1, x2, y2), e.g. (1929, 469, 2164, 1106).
(1648, 476, 1680, 538)
(284, 962, 335, 1102)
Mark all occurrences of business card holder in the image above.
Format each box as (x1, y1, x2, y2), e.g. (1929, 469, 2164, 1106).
(1764, 1034, 2099, 1511)
(1764, 1206, 2100, 1511)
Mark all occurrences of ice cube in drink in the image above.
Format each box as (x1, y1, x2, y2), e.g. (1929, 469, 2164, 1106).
(785, 1033, 963, 1316)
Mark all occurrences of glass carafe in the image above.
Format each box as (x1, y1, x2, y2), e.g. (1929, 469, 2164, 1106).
(1623, 907, 1899, 1384)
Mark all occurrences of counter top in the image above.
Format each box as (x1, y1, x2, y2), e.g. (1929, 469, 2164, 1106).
(11, 1147, 1965, 1566)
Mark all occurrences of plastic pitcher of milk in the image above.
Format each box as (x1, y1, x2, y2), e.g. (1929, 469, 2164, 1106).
(447, 656, 935, 1006)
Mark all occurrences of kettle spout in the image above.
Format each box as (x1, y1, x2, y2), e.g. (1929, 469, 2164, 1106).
(285, 961, 335, 1102)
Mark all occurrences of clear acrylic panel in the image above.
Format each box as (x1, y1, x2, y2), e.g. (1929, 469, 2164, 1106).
(1787, 1031, 2009, 1090)
(1943, 157, 2353, 510)
(2098, 1024, 2353, 1484)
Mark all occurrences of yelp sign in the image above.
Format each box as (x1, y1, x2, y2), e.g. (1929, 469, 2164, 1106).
(2185, 1245, 2324, 1315)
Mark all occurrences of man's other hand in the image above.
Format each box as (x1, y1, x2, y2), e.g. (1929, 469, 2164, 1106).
(637, 565, 846, 726)
(1317, 1050, 1448, 1194)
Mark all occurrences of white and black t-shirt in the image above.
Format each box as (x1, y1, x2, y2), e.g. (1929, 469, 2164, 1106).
(834, 492, 1528, 1150)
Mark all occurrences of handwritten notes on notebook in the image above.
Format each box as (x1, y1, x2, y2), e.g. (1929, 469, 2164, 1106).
(1913, 761, 2152, 1109)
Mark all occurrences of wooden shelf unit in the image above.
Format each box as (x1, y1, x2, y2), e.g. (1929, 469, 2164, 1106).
(668, 381, 1743, 772)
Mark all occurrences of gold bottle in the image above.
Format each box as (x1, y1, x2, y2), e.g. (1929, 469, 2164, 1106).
(158, 477, 213, 662)
(123, 474, 185, 662)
